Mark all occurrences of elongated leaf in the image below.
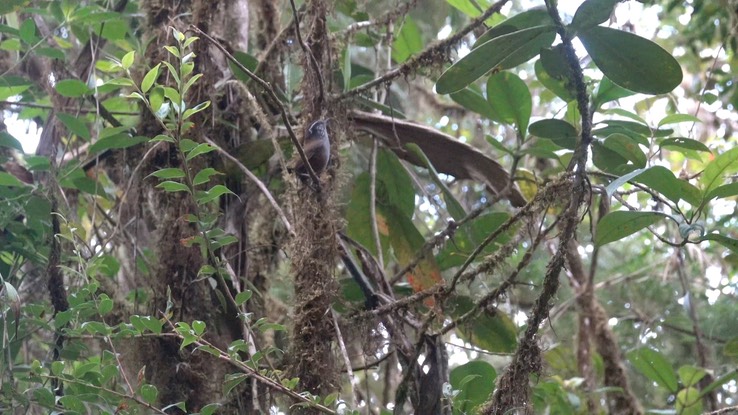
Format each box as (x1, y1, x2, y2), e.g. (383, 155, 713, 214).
(700, 147, 738, 197)
(579, 26, 682, 94)
(55, 79, 90, 97)
(701, 233, 738, 254)
(604, 133, 646, 167)
(486, 71, 531, 133)
(627, 347, 679, 393)
(392, 16, 422, 63)
(450, 87, 496, 119)
(595, 210, 667, 246)
(705, 182, 738, 202)
(659, 137, 711, 154)
(474, 8, 553, 59)
(57, 113, 91, 141)
(436, 25, 555, 94)
(658, 113, 701, 127)
(89, 135, 148, 153)
(406, 144, 466, 220)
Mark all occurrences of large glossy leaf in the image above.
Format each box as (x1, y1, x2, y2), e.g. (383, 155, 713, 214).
(486, 71, 531, 133)
(595, 210, 668, 246)
(436, 25, 555, 94)
(579, 26, 682, 94)
(449, 360, 496, 414)
(627, 347, 679, 393)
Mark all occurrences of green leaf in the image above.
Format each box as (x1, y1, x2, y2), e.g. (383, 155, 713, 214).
(700, 147, 738, 197)
(0, 131, 24, 151)
(595, 211, 668, 246)
(89, 135, 148, 154)
(678, 365, 707, 388)
(196, 184, 235, 204)
(676, 387, 702, 415)
(475, 8, 553, 53)
(377, 149, 415, 217)
(406, 144, 466, 220)
(156, 181, 191, 193)
(121, 50, 135, 70)
(449, 295, 518, 353)
(701, 233, 738, 255)
(192, 167, 221, 186)
(392, 16, 422, 63)
(185, 143, 216, 161)
(592, 76, 636, 107)
(223, 373, 248, 396)
(235, 290, 252, 305)
(228, 51, 258, 84)
(98, 296, 114, 315)
(140, 384, 158, 405)
(658, 113, 702, 127)
(192, 320, 206, 336)
(486, 71, 531, 133)
(570, 0, 620, 31)
(632, 166, 701, 206)
(182, 100, 211, 121)
(603, 133, 646, 167)
(19, 18, 37, 44)
(528, 119, 578, 149)
(450, 87, 496, 120)
(705, 182, 738, 202)
(57, 113, 91, 141)
(141, 63, 160, 93)
(659, 137, 711, 154)
(436, 25, 555, 94)
(147, 168, 186, 180)
(579, 26, 682, 94)
(534, 58, 575, 102)
(449, 360, 497, 413)
(0, 172, 26, 187)
(55, 79, 90, 97)
(627, 347, 679, 393)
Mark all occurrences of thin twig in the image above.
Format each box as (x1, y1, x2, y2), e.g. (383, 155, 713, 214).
(335, 0, 510, 102)
(289, 0, 325, 106)
(369, 137, 384, 269)
(189, 25, 321, 185)
(202, 136, 293, 236)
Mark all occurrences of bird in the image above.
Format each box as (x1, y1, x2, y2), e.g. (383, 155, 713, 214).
(289, 119, 330, 181)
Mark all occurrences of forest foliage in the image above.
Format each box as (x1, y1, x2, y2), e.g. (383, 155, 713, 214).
(0, 0, 737, 414)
